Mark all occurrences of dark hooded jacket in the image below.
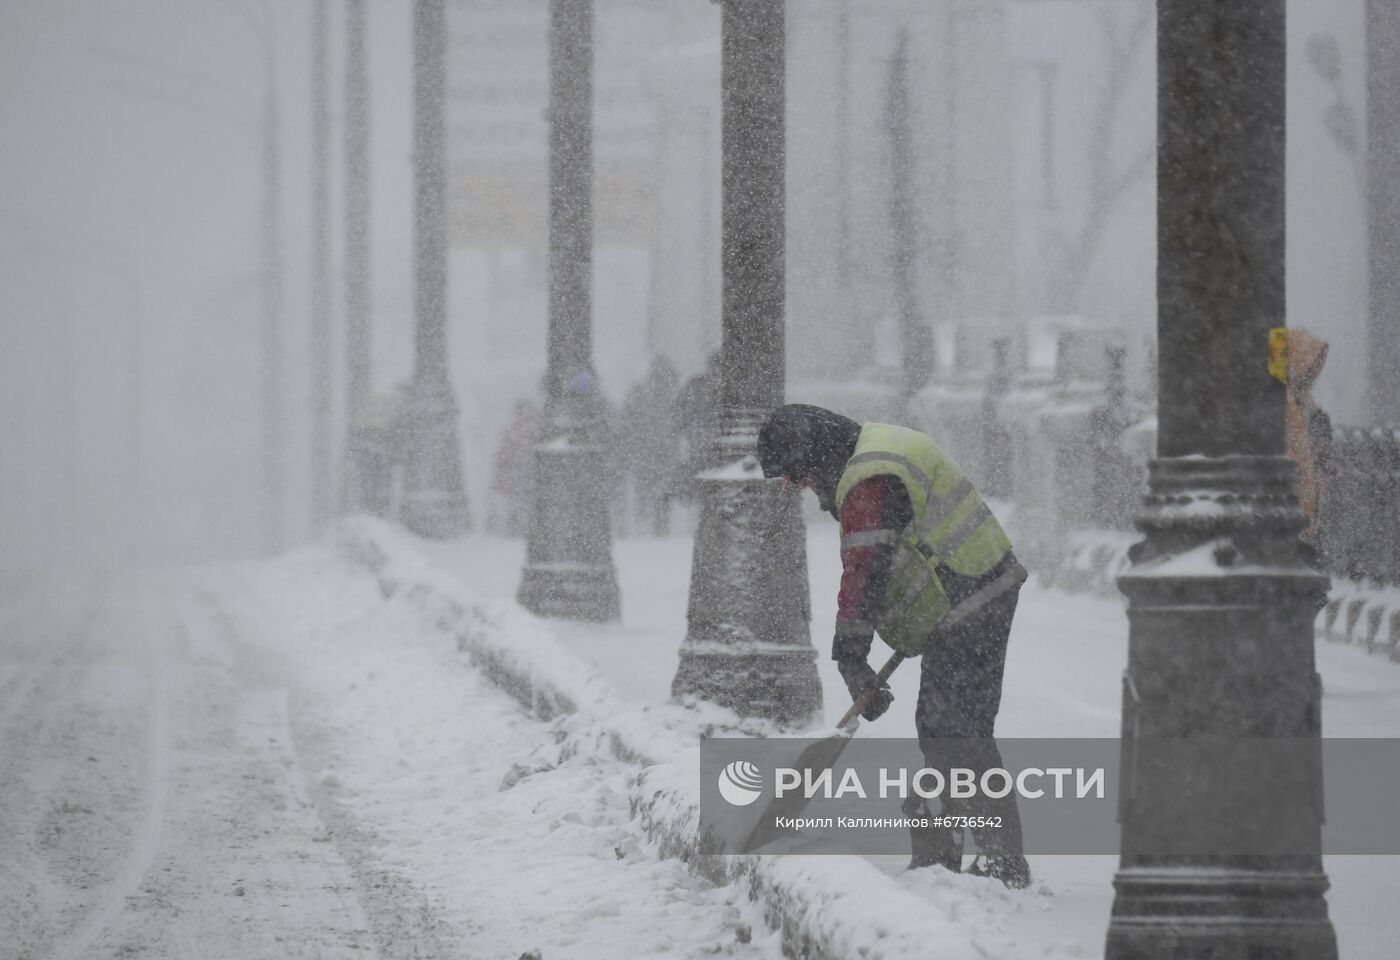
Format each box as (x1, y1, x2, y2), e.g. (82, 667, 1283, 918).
(758, 403, 1019, 664)
(759, 405, 915, 660)
(757, 404, 863, 518)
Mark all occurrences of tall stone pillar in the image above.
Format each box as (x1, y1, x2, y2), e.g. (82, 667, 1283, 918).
(1367, 0, 1400, 426)
(516, 0, 621, 622)
(400, 0, 471, 539)
(1106, 3, 1337, 958)
(342, 0, 373, 512)
(671, 0, 819, 726)
(309, 0, 333, 533)
(259, 49, 285, 555)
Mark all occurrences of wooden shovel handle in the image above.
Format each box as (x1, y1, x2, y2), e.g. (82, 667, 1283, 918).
(837, 651, 907, 730)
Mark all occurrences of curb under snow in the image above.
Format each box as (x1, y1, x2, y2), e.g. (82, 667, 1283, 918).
(333, 517, 989, 960)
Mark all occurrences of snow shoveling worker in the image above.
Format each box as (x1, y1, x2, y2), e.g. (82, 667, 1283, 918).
(757, 403, 1032, 888)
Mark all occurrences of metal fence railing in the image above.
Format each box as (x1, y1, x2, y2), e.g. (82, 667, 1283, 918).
(1319, 426, 1400, 587)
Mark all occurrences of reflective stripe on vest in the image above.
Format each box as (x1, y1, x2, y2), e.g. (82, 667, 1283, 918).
(841, 528, 898, 550)
(834, 423, 1016, 654)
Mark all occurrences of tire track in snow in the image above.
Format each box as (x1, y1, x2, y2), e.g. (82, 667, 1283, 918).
(283, 690, 461, 960)
(193, 581, 457, 958)
(46, 583, 174, 960)
(0, 575, 109, 935)
(0, 583, 48, 729)
(0, 576, 103, 746)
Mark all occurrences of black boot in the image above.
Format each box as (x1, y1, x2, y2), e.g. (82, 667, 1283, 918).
(904, 797, 962, 872)
(966, 853, 1032, 889)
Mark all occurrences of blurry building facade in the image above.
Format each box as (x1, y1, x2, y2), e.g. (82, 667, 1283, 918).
(438, 0, 1370, 520)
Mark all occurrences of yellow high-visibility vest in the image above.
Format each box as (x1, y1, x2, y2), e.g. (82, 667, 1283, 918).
(835, 423, 1022, 654)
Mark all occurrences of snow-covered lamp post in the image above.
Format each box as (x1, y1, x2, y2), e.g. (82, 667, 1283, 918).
(1106, 3, 1337, 957)
(400, 0, 471, 539)
(670, 0, 819, 725)
(516, 0, 621, 622)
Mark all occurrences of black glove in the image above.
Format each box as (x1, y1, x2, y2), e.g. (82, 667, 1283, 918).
(836, 657, 894, 722)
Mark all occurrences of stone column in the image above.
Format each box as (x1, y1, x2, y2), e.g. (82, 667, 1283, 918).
(309, 0, 333, 533)
(1106, 3, 1337, 958)
(516, 0, 621, 622)
(670, 0, 819, 726)
(259, 44, 285, 555)
(887, 31, 931, 416)
(342, 0, 372, 512)
(400, 0, 471, 539)
(1368, 0, 1400, 426)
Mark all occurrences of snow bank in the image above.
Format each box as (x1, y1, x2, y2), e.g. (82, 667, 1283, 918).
(334, 516, 990, 960)
(336, 516, 616, 725)
(633, 760, 991, 960)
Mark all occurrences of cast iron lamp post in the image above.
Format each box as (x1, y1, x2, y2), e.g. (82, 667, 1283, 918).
(670, 0, 819, 725)
(1106, 3, 1337, 957)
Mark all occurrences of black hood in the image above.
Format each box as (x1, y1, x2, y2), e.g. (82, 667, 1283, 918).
(757, 404, 862, 518)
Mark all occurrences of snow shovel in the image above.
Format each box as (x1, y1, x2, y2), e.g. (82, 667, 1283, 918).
(739, 650, 907, 853)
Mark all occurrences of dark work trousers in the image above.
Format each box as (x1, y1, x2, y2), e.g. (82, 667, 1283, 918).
(904, 586, 1025, 866)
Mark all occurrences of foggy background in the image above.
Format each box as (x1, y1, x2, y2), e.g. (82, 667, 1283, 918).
(0, 0, 1371, 571)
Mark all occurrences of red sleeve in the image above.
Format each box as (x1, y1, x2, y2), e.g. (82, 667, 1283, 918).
(836, 477, 893, 628)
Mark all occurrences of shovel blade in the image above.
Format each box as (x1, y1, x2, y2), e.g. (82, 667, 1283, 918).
(740, 726, 859, 853)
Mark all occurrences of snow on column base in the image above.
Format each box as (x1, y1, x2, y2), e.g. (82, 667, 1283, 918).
(672, 646, 821, 727)
(516, 399, 621, 623)
(398, 380, 471, 539)
(517, 562, 621, 623)
(676, 470, 820, 726)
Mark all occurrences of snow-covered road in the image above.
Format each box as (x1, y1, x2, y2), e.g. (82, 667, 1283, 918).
(0, 571, 444, 958)
(0, 561, 778, 959)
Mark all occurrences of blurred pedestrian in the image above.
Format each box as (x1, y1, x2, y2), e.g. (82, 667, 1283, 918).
(561, 366, 623, 532)
(671, 351, 722, 504)
(620, 356, 680, 535)
(1284, 328, 1332, 544)
(491, 398, 543, 536)
(349, 384, 409, 518)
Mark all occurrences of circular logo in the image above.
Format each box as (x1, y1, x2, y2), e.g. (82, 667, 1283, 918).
(717, 760, 764, 807)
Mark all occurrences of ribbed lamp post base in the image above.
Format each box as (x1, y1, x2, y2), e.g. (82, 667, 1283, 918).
(517, 561, 620, 624)
(517, 402, 621, 623)
(399, 379, 470, 540)
(673, 459, 819, 726)
(1106, 867, 1335, 960)
(1107, 457, 1335, 960)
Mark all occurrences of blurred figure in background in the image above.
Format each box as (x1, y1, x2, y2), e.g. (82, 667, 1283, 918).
(671, 351, 722, 507)
(620, 356, 680, 535)
(349, 383, 410, 519)
(562, 366, 623, 534)
(1285, 328, 1332, 547)
(490, 398, 543, 536)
